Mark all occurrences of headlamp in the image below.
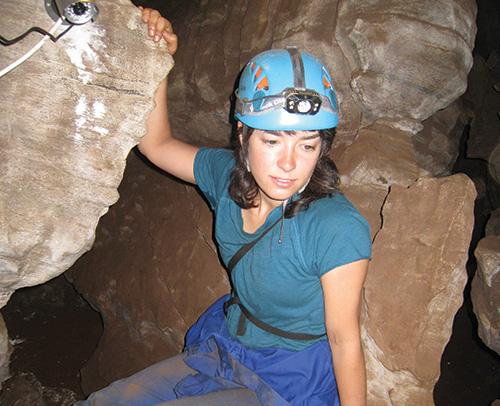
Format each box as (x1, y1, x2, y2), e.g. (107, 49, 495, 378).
(45, 0, 99, 25)
(283, 89, 321, 115)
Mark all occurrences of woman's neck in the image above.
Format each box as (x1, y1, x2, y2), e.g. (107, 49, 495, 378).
(241, 193, 284, 234)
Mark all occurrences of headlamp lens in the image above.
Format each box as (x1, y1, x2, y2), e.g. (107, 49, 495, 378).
(284, 90, 322, 115)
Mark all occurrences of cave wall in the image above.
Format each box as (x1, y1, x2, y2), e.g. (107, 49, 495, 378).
(68, 0, 479, 404)
(0, 0, 172, 386)
(67, 152, 229, 390)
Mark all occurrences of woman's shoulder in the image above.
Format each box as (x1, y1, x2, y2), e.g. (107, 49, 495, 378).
(297, 192, 370, 235)
(295, 192, 372, 275)
(194, 148, 235, 209)
(195, 147, 234, 169)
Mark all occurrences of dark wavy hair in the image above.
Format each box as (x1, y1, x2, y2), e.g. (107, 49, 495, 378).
(229, 124, 341, 218)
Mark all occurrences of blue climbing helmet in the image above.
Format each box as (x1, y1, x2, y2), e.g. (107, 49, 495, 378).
(234, 47, 339, 131)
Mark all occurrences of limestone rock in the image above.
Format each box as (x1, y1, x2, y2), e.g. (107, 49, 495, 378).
(336, 0, 477, 128)
(486, 207, 500, 236)
(341, 184, 388, 239)
(334, 122, 421, 189)
(471, 236, 500, 355)
(67, 151, 229, 393)
(0, 315, 11, 389)
(0, 0, 172, 306)
(412, 101, 467, 177)
(362, 174, 476, 405)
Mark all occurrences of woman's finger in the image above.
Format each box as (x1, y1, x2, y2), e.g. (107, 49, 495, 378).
(141, 7, 150, 23)
(163, 32, 178, 55)
(147, 10, 161, 37)
(153, 17, 167, 42)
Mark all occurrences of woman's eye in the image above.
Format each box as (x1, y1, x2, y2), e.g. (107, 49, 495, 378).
(263, 139, 278, 146)
(303, 144, 317, 152)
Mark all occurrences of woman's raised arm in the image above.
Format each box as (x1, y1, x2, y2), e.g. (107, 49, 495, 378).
(137, 8, 198, 184)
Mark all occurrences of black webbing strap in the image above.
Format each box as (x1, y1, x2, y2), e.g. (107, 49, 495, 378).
(224, 296, 325, 340)
(286, 46, 306, 89)
(227, 217, 281, 273)
(225, 217, 326, 341)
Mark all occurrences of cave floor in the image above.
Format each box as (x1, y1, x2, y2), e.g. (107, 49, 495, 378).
(0, 274, 102, 404)
(0, 273, 499, 405)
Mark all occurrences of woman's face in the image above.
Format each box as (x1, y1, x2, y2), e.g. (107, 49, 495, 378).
(245, 128, 322, 208)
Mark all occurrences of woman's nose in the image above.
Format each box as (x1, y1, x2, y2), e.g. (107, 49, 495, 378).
(277, 148, 296, 172)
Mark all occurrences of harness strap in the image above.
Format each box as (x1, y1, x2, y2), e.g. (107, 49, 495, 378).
(224, 297, 325, 340)
(225, 217, 326, 341)
(227, 218, 281, 272)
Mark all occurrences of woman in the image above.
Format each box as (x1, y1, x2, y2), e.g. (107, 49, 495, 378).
(82, 7, 371, 406)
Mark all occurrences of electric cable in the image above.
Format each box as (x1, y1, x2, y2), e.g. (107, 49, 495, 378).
(0, 23, 73, 46)
(0, 18, 66, 79)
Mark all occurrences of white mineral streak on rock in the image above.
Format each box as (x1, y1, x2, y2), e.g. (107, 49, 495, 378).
(0, 0, 173, 311)
(63, 24, 108, 84)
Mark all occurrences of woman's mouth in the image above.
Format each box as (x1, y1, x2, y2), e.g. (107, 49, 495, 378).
(271, 176, 296, 188)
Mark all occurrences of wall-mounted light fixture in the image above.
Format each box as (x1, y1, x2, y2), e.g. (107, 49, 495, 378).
(45, 0, 99, 25)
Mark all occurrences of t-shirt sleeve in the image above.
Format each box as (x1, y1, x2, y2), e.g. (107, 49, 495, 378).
(312, 201, 372, 277)
(193, 147, 234, 209)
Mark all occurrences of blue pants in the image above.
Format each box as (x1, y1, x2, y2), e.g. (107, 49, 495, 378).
(79, 296, 338, 405)
(78, 354, 260, 405)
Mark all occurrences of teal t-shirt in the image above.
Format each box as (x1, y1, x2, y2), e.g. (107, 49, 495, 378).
(194, 147, 372, 351)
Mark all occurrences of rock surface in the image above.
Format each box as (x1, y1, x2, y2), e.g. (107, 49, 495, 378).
(486, 207, 500, 236)
(465, 53, 500, 162)
(362, 174, 476, 405)
(67, 151, 229, 392)
(471, 236, 500, 355)
(0, 315, 10, 389)
(412, 101, 468, 177)
(334, 122, 422, 189)
(336, 0, 477, 130)
(0, 372, 77, 406)
(0, 0, 172, 305)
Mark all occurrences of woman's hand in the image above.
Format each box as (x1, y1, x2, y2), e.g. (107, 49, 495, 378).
(139, 7, 178, 55)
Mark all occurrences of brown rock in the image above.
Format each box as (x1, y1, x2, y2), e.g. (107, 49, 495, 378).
(471, 236, 500, 355)
(362, 174, 476, 404)
(341, 185, 388, 239)
(336, 0, 477, 128)
(0, 0, 172, 306)
(486, 207, 500, 236)
(412, 101, 468, 177)
(334, 122, 421, 188)
(68, 151, 229, 393)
